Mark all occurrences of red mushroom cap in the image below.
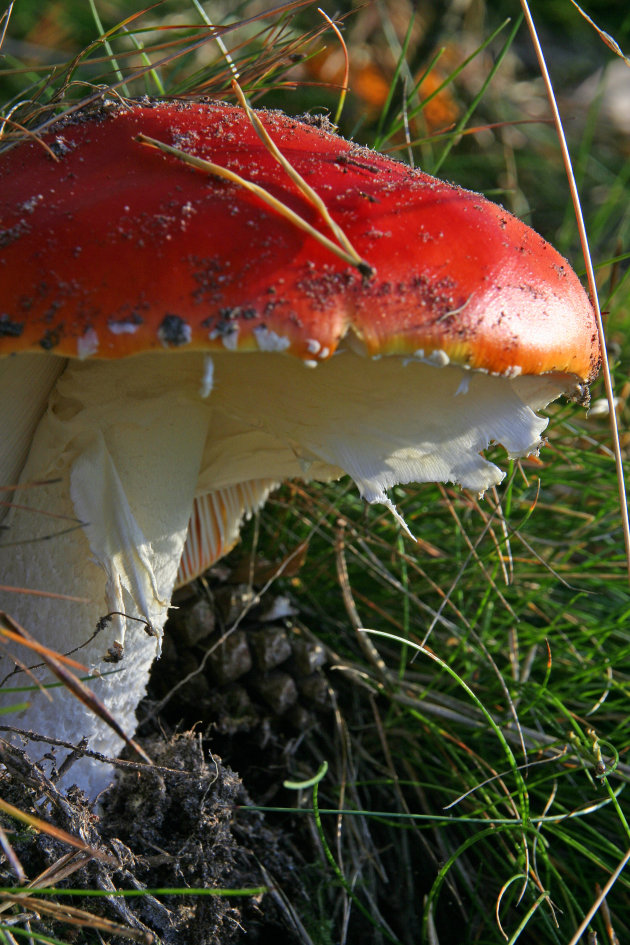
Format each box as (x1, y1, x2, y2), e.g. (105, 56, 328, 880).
(0, 99, 599, 382)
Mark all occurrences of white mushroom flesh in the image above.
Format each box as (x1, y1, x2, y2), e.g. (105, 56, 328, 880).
(0, 348, 574, 794)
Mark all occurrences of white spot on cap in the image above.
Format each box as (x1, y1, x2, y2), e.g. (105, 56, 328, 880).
(306, 338, 321, 355)
(209, 326, 240, 350)
(221, 327, 239, 351)
(409, 349, 450, 368)
(77, 328, 99, 359)
(108, 320, 139, 335)
(426, 350, 450, 367)
(503, 365, 522, 378)
(253, 326, 291, 352)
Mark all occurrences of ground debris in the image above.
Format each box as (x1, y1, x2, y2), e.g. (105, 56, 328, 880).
(0, 731, 305, 944)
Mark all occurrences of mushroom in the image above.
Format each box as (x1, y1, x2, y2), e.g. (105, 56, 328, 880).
(0, 99, 599, 795)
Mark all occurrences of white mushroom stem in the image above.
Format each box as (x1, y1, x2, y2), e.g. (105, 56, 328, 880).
(0, 358, 210, 796)
(0, 348, 575, 796)
(0, 354, 64, 492)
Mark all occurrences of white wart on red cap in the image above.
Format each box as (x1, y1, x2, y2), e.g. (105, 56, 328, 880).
(0, 99, 599, 794)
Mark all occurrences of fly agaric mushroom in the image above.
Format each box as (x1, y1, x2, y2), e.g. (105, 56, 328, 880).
(0, 99, 599, 795)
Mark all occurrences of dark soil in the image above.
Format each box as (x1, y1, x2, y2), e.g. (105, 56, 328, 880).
(0, 575, 327, 945)
(0, 727, 310, 944)
(0, 571, 445, 944)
